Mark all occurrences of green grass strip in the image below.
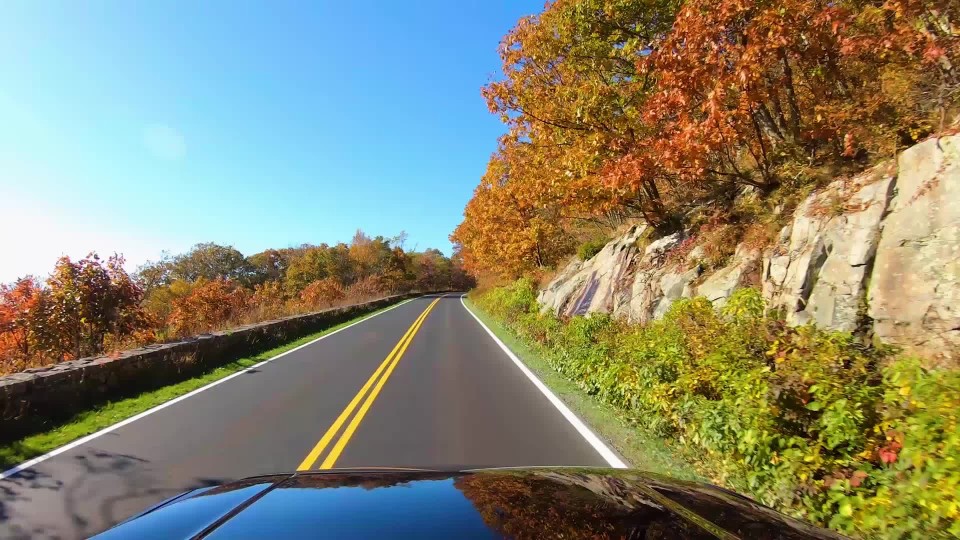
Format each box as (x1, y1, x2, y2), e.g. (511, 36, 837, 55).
(464, 298, 702, 481)
(0, 299, 411, 469)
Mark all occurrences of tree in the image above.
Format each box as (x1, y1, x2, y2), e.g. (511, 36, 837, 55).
(247, 249, 289, 285)
(300, 278, 346, 309)
(168, 279, 250, 336)
(455, 0, 957, 286)
(169, 243, 255, 284)
(2, 231, 472, 373)
(249, 280, 290, 320)
(349, 230, 395, 279)
(43, 254, 150, 360)
(482, 0, 682, 225)
(0, 277, 46, 370)
(451, 152, 574, 278)
(284, 245, 332, 293)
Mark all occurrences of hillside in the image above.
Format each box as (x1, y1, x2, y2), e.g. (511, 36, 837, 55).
(538, 135, 959, 365)
(453, 0, 960, 537)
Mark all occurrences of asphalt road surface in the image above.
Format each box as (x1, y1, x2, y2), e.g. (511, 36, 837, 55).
(0, 294, 622, 539)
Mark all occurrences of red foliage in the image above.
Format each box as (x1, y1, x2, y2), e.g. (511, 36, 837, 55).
(168, 279, 251, 337)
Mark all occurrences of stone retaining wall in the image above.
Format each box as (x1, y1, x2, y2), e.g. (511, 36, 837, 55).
(0, 293, 429, 442)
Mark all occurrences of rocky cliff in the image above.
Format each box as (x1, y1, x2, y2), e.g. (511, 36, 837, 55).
(539, 135, 960, 365)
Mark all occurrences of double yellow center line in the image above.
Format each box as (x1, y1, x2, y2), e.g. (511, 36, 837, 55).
(297, 297, 443, 470)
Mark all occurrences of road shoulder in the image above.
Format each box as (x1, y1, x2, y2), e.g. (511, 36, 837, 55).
(461, 297, 702, 481)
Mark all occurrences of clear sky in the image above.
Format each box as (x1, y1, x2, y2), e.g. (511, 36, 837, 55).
(0, 0, 541, 282)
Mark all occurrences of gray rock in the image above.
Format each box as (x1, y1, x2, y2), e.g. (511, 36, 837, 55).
(869, 135, 960, 364)
(653, 265, 701, 318)
(763, 164, 895, 331)
(686, 245, 706, 264)
(537, 226, 703, 322)
(538, 224, 650, 317)
(697, 244, 760, 307)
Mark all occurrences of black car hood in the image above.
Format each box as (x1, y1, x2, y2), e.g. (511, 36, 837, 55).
(92, 468, 845, 539)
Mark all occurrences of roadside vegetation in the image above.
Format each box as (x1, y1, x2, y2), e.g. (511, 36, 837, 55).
(0, 300, 410, 469)
(473, 279, 960, 538)
(463, 297, 702, 482)
(0, 230, 472, 375)
(452, 0, 959, 536)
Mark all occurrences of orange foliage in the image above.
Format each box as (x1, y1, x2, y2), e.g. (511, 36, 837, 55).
(167, 279, 251, 337)
(299, 278, 346, 310)
(0, 277, 45, 372)
(247, 280, 291, 321)
(344, 275, 387, 301)
(455, 0, 958, 282)
(0, 255, 152, 373)
(1, 237, 471, 375)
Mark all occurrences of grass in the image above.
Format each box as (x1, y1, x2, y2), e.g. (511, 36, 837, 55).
(0, 298, 412, 470)
(463, 298, 702, 482)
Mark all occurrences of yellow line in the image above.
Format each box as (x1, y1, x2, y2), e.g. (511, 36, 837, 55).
(296, 297, 441, 471)
(319, 297, 439, 468)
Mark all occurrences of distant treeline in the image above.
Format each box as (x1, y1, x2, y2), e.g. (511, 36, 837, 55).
(0, 230, 473, 374)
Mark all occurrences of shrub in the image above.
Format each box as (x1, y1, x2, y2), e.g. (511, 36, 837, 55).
(476, 281, 960, 537)
(474, 277, 538, 325)
(344, 275, 388, 303)
(299, 278, 345, 310)
(168, 279, 250, 337)
(577, 240, 607, 261)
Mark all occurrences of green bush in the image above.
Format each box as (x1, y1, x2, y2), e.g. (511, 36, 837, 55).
(476, 281, 960, 538)
(577, 240, 607, 261)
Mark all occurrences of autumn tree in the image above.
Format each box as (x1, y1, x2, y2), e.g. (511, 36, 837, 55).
(451, 150, 574, 278)
(248, 280, 290, 320)
(455, 0, 957, 283)
(299, 278, 346, 309)
(2, 233, 470, 374)
(41, 254, 150, 360)
(0, 277, 47, 371)
(168, 279, 250, 336)
(139, 243, 255, 290)
(246, 249, 289, 285)
(633, 0, 956, 198)
(483, 0, 682, 225)
(349, 230, 397, 280)
(285, 245, 333, 293)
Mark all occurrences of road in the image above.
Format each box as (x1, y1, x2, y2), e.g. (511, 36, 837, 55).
(0, 294, 622, 539)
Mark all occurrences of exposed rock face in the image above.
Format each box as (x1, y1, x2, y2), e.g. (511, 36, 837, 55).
(626, 233, 687, 323)
(538, 225, 651, 317)
(537, 134, 959, 364)
(539, 229, 761, 322)
(538, 226, 705, 322)
(762, 164, 896, 331)
(698, 245, 761, 308)
(868, 136, 960, 363)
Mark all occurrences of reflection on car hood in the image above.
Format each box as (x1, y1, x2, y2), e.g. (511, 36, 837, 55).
(92, 467, 847, 539)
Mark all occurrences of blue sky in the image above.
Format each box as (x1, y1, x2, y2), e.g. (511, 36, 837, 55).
(0, 0, 541, 282)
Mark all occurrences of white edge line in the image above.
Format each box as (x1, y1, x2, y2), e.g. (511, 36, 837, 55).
(0, 297, 420, 480)
(459, 294, 629, 469)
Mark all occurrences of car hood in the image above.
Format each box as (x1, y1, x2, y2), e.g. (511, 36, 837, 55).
(92, 467, 845, 539)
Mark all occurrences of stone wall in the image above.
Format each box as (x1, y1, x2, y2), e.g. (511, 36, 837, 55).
(0, 293, 427, 442)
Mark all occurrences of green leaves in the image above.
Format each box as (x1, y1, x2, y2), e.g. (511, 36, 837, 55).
(479, 279, 960, 537)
